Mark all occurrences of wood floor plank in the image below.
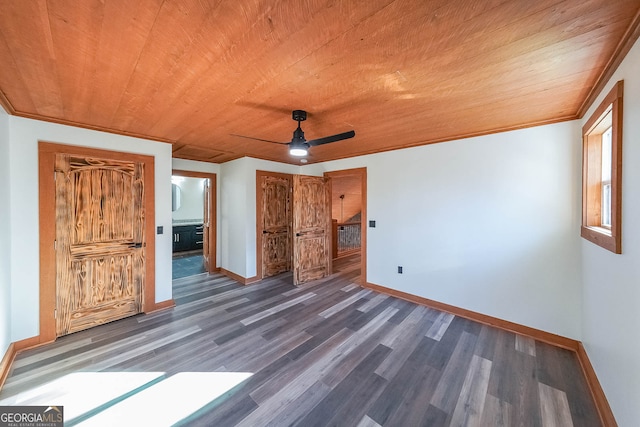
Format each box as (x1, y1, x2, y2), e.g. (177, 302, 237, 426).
(535, 341, 601, 427)
(516, 334, 537, 356)
(176, 392, 259, 427)
(318, 288, 370, 318)
(356, 414, 383, 427)
(367, 335, 441, 425)
(426, 311, 456, 341)
(375, 305, 434, 381)
(387, 298, 421, 325)
(343, 296, 398, 333)
(320, 321, 395, 389)
(0, 260, 602, 427)
(263, 380, 332, 427)
(379, 304, 430, 348)
(486, 329, 517, 401)
(357, 293, 389, 313)
(491, 342, 542, 427)
(423, 316, 468, 371)
(294, 344, 391, 427)
(248, 328, 354, 405)
(240, 292, 317, 325)
(430, 331, 480, 413)
(480, 394, 513, 427)
(539, 382, 574, 427)
(380, 364, 441, 426)
(422, 404, 450, 426)
(229, 331, 313, 372)
(473, 324, 500, 361)
(323, 373, 388, 427)
(341, 283, 360, 292)
(237, 307, 398, 426)
(449, 354, 492, 426)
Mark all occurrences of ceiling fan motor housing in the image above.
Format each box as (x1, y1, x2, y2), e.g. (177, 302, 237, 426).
(292, 110, 307, 122)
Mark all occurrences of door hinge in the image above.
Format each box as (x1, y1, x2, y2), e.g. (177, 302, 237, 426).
(54, 240, 57, 250)
(54, 309, 57, 319)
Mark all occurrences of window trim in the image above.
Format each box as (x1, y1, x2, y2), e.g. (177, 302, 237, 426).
(581, 80, 623, 253)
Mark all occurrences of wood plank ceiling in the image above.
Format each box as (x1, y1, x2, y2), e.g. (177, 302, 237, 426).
(1, 0, 639, 165)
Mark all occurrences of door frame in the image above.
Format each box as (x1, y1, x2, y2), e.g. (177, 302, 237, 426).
(324, 167, 367, 285)
(172, 169, 217, 274)
(256, 170, 293, 280)
(38, 141, 156, 344)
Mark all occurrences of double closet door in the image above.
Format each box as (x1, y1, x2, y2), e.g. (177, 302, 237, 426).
(260, 173, 331, 285)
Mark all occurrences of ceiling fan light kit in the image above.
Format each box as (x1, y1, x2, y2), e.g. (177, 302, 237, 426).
(289, 144, 309, 156)
(232, 109, 355, 159)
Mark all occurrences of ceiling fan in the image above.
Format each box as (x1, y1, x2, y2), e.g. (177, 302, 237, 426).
(231, 110, 355, 157)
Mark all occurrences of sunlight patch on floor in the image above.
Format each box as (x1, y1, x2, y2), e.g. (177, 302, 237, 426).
(75, 372, 252, 426)
(0, 371, 252, 426)
(0, 372, 165, 421)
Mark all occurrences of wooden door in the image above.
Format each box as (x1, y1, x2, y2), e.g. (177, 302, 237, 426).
(55, 154, 145, 336)
(261, 174, 292, 278)
(203, 178, 211, 272)
(293, 175, 331, 285)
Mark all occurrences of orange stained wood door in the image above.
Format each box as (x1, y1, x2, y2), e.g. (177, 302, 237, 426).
(293, 175, 331, 285)
(261, 174, 292, 278)
(203, 178, 211, 272)
(55, 154, 145, 337)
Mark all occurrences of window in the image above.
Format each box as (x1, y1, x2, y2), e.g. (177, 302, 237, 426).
(601, 126, 612, 228)
(581, 80, 623, 253)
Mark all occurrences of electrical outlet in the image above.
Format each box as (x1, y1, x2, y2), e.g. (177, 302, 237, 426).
(398, 266, 403, 274)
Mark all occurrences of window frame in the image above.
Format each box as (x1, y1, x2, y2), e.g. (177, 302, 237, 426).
(581, 80, 623, 253)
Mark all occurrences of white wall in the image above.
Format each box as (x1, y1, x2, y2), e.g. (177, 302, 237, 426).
(0, 106, 11, 356)
(9, 116, 174, 342)
(580, 37, 640, 427)
(220, 157, 300, 278)
(304, 120, 583, 339)
(172, 177, 206, 222)
(172, 158, 221, 175)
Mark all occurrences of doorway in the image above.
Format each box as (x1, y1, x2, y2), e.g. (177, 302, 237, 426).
(324, 168, 367, 285)
(171, 170, 217, 279)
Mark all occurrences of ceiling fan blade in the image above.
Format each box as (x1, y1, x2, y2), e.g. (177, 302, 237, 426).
(307, 130, 355, 146)
(229, 134, 289, 145)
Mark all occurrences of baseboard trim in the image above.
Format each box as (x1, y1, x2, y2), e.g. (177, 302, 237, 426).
(577, 343, 618, 426)
(0, 335, 49, 391)
(14, 336, 45, 352)
(147, 299, 176, 313)
(220, 268, 260, 285)
(0, 343, 17, 390)
(364, 281, 579, 350)
(363, 281, 617, 425)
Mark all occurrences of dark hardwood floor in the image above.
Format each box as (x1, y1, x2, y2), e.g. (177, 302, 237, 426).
(1, 253, 600, 426)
